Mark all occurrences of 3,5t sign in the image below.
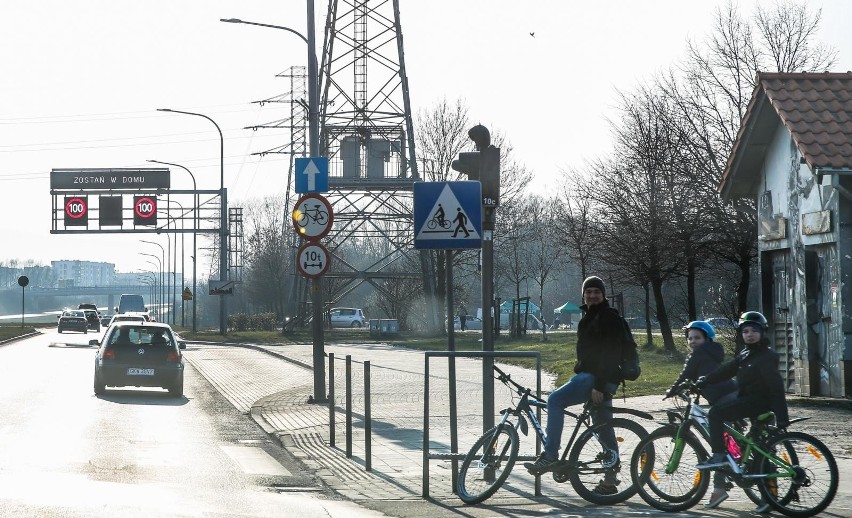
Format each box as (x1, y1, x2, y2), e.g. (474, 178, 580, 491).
(64, 196, 88, 227)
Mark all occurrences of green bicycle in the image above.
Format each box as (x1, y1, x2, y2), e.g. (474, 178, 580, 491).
(630, 381, 838, 517)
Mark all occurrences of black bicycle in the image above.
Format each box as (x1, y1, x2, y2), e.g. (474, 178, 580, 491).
(457, 365, 652, 505)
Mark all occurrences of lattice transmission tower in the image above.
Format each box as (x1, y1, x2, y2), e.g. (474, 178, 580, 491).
(316, 0, 437, 328)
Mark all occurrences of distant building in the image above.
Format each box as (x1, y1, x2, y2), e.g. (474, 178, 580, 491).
(51, 260, 115, 287)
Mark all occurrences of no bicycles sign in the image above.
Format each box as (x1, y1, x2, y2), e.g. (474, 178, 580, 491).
(292, 193, 334, 241)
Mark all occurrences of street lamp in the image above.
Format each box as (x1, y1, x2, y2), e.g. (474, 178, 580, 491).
(140, 241, 165, 320)
(157, 108, 228, 335)
(140, 254, 163, 319)
(147, 159, 198, 332)
(163, 201, 186, 327)
(220, 17, 319, 154)
(221, 6, 326, 402)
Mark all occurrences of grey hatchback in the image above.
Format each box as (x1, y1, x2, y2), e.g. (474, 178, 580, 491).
(92, 322, 185, 397)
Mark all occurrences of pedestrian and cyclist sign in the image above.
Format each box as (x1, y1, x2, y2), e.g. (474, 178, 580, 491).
(413, 181, 482, 250)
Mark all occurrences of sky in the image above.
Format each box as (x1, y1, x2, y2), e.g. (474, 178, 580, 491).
(2, 0, 851, 278)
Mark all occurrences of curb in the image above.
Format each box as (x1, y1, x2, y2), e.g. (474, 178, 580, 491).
(0, 331, 41, 346)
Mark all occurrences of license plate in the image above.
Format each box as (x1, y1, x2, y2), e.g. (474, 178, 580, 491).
(127, 368, 155, 376)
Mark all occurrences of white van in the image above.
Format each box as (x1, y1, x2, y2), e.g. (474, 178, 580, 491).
(115, 294, 147, 314)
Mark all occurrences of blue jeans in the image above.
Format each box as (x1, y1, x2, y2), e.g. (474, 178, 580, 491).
(544, 372, 617, 459)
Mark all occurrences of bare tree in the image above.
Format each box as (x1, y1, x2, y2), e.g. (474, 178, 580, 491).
(526, 194, 564, 340)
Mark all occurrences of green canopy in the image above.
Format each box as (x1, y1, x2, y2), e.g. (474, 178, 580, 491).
(554, 301, 582, 314)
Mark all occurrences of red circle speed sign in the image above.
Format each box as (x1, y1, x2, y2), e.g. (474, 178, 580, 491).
(134, 196, 156, 219)
(64, 197, 88, 219)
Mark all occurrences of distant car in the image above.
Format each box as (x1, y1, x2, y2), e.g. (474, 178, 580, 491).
(92, 321, 185, 397)
(58, 310, 88, 334)
(329, 307, 367, 328)
(77, 303, 99, 313)
(82, 309, 101, 332)
(108, 312, 150, 327)
(100, 314, 113, 327)
(454, 316, 483, 330)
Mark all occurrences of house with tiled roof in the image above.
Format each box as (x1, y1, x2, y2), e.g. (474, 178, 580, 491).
(720, 71, 852, 398)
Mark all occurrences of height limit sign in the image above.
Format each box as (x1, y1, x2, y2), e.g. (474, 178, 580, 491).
(296, 242, 330, 278)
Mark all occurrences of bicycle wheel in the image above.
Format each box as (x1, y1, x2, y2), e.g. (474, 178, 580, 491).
(756, 431, 838, 517)
(315, 210, 328, 225)
(456, 423, 520, 504)
(630, 426, 710, 512)
(566, 417, 647, 505)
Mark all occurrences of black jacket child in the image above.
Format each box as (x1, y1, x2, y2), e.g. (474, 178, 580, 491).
(702, 342, 789, 426)
(669, 340, 737, 404)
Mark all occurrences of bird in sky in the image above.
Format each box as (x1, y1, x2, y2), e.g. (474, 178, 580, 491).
(529, 32, 535, 37)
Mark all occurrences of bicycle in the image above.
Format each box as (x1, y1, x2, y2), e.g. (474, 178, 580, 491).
(426, 215, 451, 230)
(457, 365, 652, 505)
(297, 203, 328, 227)
(630, 381, 838, 516)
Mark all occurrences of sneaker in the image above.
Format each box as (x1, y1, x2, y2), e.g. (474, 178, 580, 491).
(592, 481, 618, 495)
(696, 453, 728, 470)
(523, 454, 558, 475)
(755, 500, 771, 513)
(704, 488, 729, 509)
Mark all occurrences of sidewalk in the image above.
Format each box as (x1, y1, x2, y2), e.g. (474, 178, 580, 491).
(183, 340, 852, 517)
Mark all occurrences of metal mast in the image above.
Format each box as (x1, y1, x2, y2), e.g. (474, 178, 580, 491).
(318, 0, 438, 329)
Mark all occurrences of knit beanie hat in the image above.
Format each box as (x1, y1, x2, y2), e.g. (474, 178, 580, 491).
(581, 276, 606, 297)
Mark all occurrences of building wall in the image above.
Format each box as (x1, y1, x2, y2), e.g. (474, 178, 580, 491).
(755, 120, 845, 397)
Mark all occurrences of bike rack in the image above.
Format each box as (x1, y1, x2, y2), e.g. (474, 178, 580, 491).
(422, 350, 543, 498)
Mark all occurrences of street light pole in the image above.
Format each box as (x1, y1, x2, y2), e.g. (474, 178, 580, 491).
(141, 254, 163, 318)
(141, 241, 165, 320)
(221, 1, 326, 403)
(147, 159, 198, 332)
(157, 108, 228, 335)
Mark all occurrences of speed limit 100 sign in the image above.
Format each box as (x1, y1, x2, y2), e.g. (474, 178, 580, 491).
(64, 196, 88, 226)
(134, 195, 157, 226)
(296, 241, 331, 278)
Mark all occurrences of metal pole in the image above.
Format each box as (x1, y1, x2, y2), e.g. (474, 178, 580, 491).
(365, 360, 371, 471)
(20, 285, 25, 329)
(482, 209, 495, 434)
(328, 352, 335, 447)
(345, 354, 352, 459)
(219, 12, 324, 397)
(446, 250, 459, 490)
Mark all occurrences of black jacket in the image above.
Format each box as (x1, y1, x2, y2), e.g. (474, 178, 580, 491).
(670, 340, 737, 404)
(574, 300, 626, 393)
(703, 343, 789, 425)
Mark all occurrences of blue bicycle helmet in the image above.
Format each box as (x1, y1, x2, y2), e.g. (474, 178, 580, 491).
(684, 320, 715, 341)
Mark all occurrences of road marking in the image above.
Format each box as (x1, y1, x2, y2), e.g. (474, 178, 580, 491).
(220, 445, 291, 476)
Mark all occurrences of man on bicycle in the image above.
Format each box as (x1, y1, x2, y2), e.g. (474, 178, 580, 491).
(524, 275, 631, 495)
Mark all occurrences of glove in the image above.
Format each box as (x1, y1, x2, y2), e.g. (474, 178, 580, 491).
(664, 385, 678, 399)
(694, 376, 707, 389)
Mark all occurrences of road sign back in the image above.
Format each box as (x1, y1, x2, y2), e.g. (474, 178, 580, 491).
(413, 181, 482, 250)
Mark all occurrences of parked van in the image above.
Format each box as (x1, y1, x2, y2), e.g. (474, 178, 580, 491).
(115, 294, 147, 314)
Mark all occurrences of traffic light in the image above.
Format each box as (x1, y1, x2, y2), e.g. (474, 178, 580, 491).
(451, 146, 500, 207)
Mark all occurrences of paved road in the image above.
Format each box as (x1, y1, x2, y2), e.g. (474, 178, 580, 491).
(183, 340, 852, 517)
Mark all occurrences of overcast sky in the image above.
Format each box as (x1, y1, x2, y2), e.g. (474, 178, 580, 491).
(2, 0, 851, 278)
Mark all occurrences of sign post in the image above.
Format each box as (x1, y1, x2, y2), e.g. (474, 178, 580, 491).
(17, 276, 28, 328)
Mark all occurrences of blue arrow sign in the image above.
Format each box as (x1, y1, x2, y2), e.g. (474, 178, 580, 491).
(295, 157, 329, 193)
(414, 181, 482, 250)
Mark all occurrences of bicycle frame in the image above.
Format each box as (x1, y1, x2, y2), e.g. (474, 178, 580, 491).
(493, 366, 651, 462)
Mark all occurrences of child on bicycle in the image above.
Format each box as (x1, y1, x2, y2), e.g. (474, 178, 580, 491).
(696, 311, 790, 511)
(524, 276, 630, 495)
(666, 320, 738, 508)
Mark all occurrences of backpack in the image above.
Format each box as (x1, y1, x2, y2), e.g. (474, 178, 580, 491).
(619, 317, 641, 381)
